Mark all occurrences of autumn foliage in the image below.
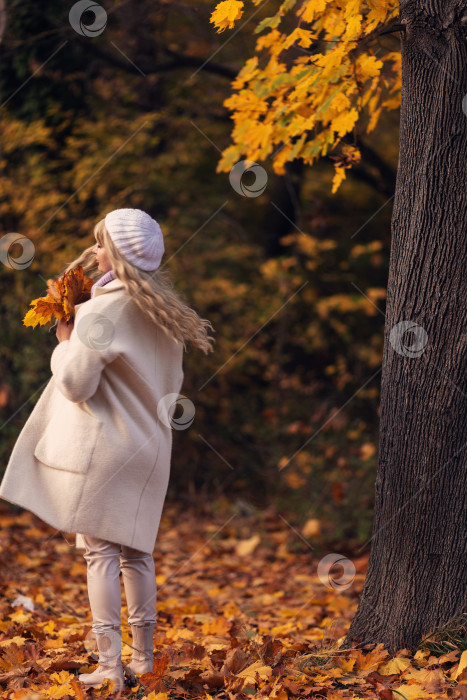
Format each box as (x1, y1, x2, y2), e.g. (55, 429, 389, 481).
(0, 502, 466, 699)
(22, 266, 94, 329)
(210, 0, 401, 192)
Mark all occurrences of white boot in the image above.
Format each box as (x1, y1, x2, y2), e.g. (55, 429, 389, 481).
(123, 623, 154, 678)
(79, 627, 125, 692)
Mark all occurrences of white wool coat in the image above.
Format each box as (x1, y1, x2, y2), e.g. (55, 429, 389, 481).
(0, 278, 184, 554)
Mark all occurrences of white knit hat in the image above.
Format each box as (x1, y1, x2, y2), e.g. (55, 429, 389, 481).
(104, 208, 164, 271)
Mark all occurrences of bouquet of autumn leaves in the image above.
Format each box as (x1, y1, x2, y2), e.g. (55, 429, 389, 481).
(23, 265, 94, 330)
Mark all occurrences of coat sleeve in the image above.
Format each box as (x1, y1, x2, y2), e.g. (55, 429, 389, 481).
(50, 304, 120, 403)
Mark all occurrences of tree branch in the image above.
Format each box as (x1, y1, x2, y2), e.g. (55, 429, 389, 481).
(68, 33, 238, 79)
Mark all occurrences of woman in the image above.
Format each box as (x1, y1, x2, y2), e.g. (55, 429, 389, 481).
(0, 208, 215, 691)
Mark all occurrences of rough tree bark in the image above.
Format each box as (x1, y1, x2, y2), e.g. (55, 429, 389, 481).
(342, 0, 467, 653)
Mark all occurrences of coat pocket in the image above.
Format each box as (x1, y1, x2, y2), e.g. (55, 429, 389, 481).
(34, 393, 102, 474)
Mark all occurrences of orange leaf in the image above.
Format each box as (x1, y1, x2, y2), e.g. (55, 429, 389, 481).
(202, 617, 232, 635)
(140, 651, 170, 692)
(352, 644, 389, 671)
(70, 679, 85, 699)
(0, 642, 24, 671)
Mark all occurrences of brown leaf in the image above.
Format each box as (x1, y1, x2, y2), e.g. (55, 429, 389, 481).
(228, 619, 244, 640)
(175, 641, 206, 662)
(424, 667, 446, 693)
(139, 650, 170, 691)
(138, 675, 166, 693)
(226, 675, 245, 693)
(152, 651, 170, 677)
(438, 649, 460, 665)
(223, 647, 250, 674)
(23, 642, 40, 662)
(366, 671, 399, 687)
(47, 655, 82, 672)
(366, 671, 396, 699)
(282, 678, 301, 695)
(258, 635, 283, 666)
(0, 642, 25, 671)
(0, 667, 30, 685)
(6, 673, 28, 690)
(200, 667, 225, 688)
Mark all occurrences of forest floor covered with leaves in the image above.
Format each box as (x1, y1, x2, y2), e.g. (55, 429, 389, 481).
(0, 500, 465, 699)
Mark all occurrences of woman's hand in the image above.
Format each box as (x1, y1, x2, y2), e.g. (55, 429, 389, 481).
(56, 318, 74, 343)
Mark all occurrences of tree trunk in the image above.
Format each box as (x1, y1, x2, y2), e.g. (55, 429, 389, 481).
(342, 0, 467, 654)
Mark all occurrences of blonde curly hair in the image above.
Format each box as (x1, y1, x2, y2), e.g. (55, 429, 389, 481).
(59, 218, 215, 355)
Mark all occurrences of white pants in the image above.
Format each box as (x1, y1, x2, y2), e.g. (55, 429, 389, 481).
(81, 535, 157, 633)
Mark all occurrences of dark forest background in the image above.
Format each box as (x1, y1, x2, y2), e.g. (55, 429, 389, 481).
(0, 0, 400, 547)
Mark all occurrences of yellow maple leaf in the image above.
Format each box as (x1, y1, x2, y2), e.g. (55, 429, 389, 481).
(283, 27, 314, 50)
(378, 655, 411, 675)
(338, 657, 356, 672)
(330, 107, 358, 137)
(322, 11, 347, 38)
(332, 166, 346, 194)
(232, 56, 259, 89)
(356, 54, 384, 81)
(315, 44, 348, 80)
(49, 671, 74, 684)
(0, 635, 27, 647)
(255, 29, 281, 53)
(42, 620, 56, 635)
(210, 0, 244, 32)
(201, 616, 232, 635)
(44, 684, 75, 698)
(9, 610, 32, 624)
(351, 644, 389, 670)
(366, 0, 391, 32)
(328, 92, 351, 118)
(390, 683, 430, 699)
(345, 13, 362, 40)
(44, 638, 67, 649)
(298, 0, 327, 23)
(452, 649, 467, 680)
(345, 0, 361, 19)
(237, 660, 272, 681)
